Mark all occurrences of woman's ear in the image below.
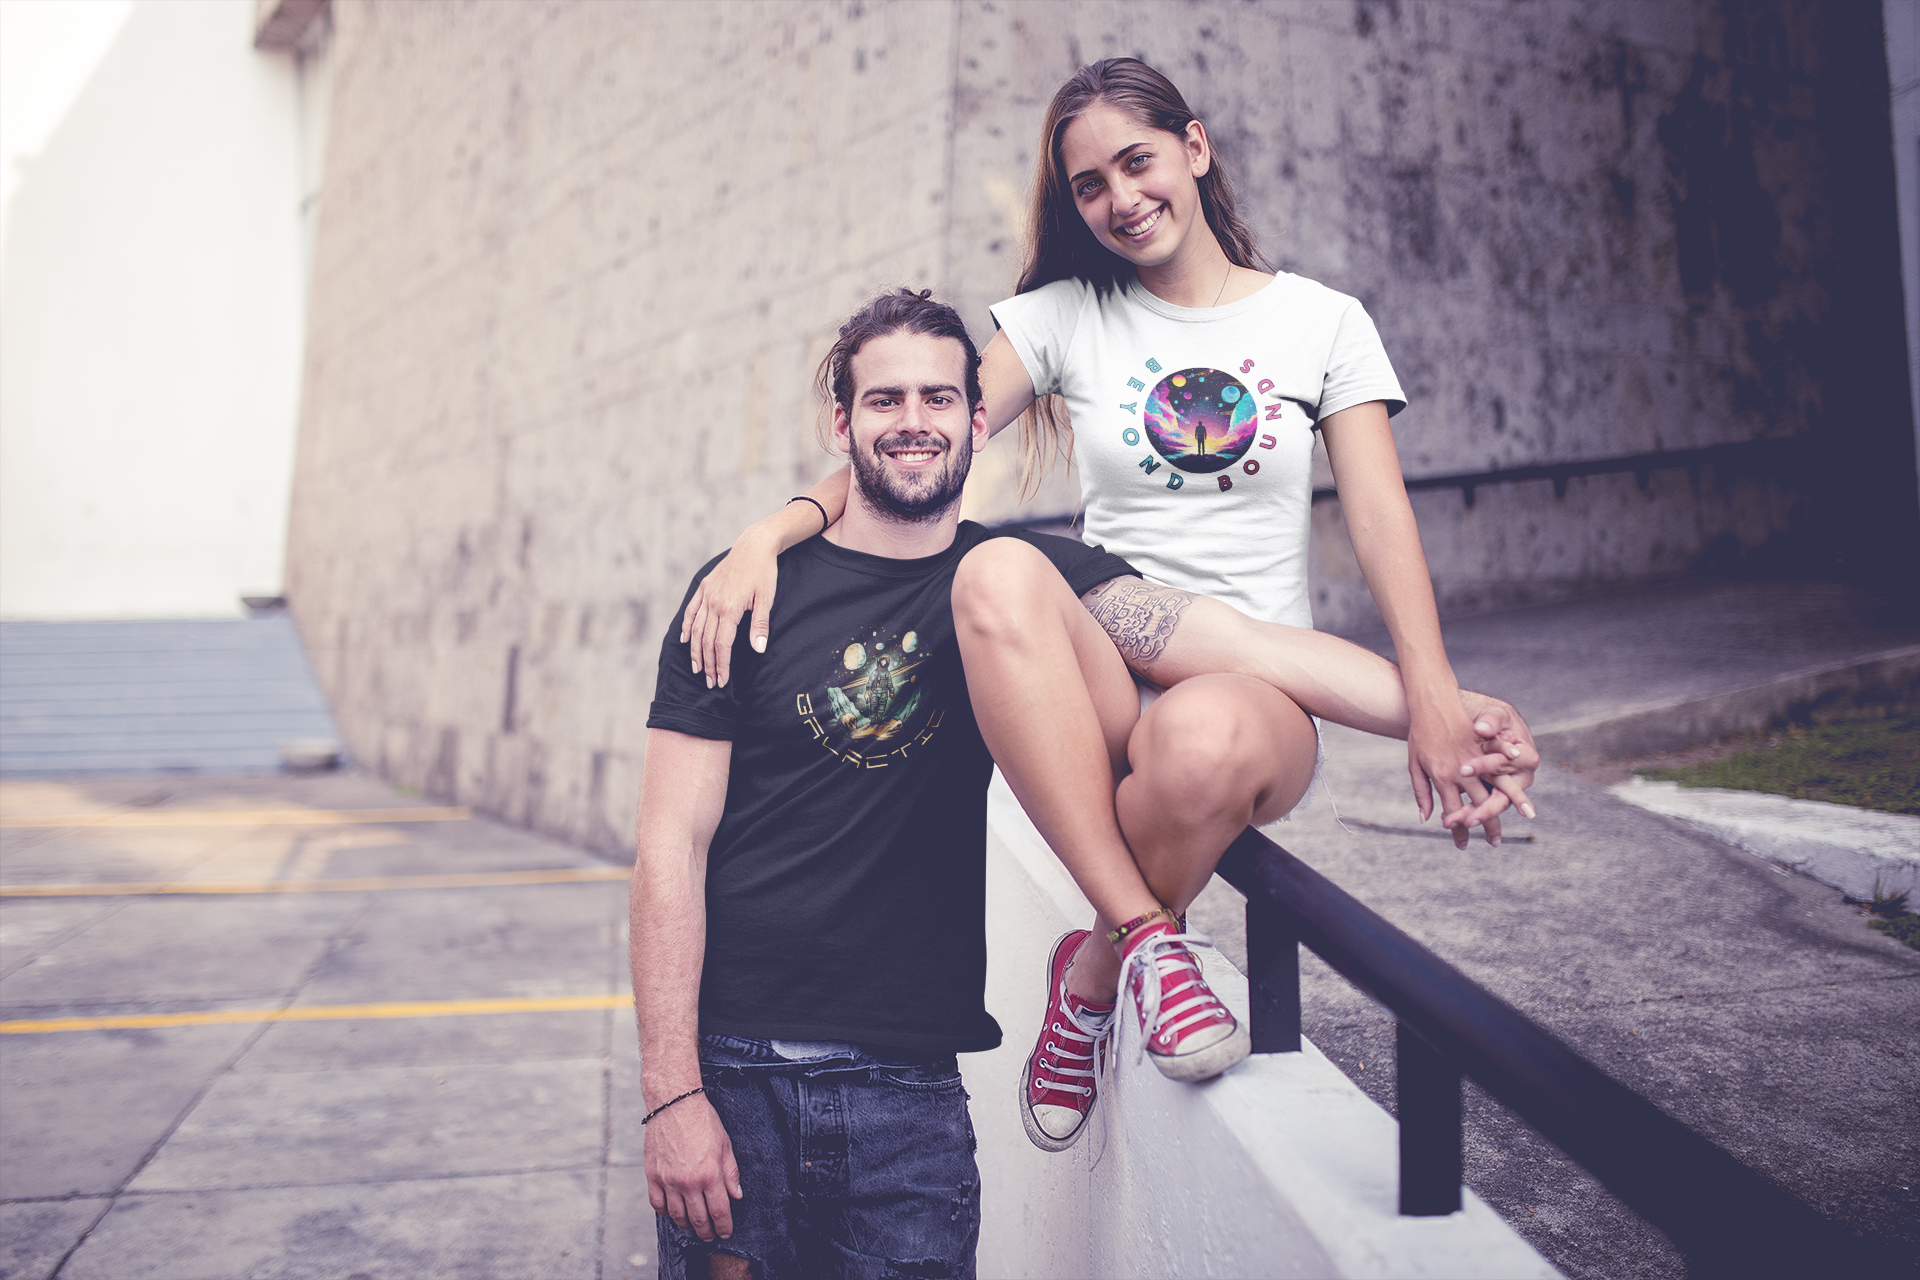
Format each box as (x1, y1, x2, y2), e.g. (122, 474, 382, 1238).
(1185, 119, 1212, 179)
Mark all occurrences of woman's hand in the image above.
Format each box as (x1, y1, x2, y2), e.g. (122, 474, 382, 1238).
(681, 529, 780, 689)
(1412, 694, 1540, 847)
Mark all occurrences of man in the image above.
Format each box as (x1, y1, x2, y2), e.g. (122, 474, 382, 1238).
(633, 289, 1142, 1279)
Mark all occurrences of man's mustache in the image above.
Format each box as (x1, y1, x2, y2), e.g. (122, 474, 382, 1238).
(871, 433, 949, 459)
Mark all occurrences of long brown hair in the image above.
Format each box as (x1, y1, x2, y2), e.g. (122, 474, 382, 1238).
(1012, 58, 1271, 493)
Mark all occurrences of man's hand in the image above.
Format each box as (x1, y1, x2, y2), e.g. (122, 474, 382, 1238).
(645, 1093, 743, 1242)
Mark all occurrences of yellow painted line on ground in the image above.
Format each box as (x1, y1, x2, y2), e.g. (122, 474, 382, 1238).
(0, 866, 633, 898)
(0, 993, 634, 1035)
(0, 806, 473, 829)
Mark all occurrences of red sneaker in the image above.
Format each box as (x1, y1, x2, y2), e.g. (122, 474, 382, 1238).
(1019, 930, 1114, 1152)
(1120, 920, 1249, 1082)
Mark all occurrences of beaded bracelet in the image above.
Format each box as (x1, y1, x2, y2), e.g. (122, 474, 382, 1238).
(1106, 906, 1180, 945)
(641, 1085, 706, 1126)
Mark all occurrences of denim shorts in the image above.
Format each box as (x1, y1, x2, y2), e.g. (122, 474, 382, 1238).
(656, 1035, 980, 1280)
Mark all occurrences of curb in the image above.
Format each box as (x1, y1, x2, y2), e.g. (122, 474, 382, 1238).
(1534, 645, 1920, 766)
(1608, 779, 1920, 901)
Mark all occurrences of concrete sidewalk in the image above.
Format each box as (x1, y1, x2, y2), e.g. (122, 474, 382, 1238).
(1189, 578, 1920, 1280)
(0, 771, 652, 1280)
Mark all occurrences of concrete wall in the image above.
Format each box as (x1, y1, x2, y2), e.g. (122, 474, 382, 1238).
(0, 0, 324, 620)
(1889, 0, 1920, 513)
(285, 0, 1914, 854)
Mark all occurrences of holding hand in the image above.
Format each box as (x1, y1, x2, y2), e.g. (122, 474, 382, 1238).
(645, 1093, 743, 1242)
(1408, 693, 1541, 849)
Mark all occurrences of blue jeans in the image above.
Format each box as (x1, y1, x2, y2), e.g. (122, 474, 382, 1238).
(656, 1035, 980, 1280)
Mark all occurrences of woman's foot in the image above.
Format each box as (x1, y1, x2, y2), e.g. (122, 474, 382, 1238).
(1019, 930, 1114, 1151)
(1120, 919, 1248, 1082)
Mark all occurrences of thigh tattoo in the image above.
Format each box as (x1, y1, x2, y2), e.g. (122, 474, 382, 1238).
(1080, 577, 1194, 677)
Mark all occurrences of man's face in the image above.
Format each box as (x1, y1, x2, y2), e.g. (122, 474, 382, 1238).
(834, 331, 988, 523)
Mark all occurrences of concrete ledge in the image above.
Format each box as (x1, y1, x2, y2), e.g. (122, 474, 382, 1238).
(1609, 779, 1920, 900)
(967, 773, 1560, 1279)
(1534, 645, 1920, 765)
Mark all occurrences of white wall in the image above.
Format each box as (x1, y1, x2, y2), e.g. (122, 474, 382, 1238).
(1889, 0, 1920, 514)
(966, 775, 1560, 1279)
(0, 0, 313, 619)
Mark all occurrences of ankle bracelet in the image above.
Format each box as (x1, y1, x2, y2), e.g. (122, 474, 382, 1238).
(1106, 906, 1179, 945)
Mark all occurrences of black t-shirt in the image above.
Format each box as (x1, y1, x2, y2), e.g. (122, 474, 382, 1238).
(647, 522, 1137, 1053)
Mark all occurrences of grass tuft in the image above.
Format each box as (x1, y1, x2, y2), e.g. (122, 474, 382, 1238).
(1635, 714, 1920, 815)
(1867, 914, 1920, 951)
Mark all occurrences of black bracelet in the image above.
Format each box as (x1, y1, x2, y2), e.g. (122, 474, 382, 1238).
(788, 495, 829, 534)
(641, 1085, 706, 1126)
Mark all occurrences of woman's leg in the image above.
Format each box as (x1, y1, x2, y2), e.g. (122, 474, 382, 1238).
(1061, 674, 1319, 1004)
(950, 540, 1164, 952)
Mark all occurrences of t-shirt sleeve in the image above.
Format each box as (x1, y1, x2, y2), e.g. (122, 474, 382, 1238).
(1002, 531, 1141, 596)
(645, 553, 747, 741)
(1319, 299, 1407, 420)
(989, 279, 1091, 399)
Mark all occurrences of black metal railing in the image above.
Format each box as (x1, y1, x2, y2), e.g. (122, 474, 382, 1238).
(1309, 435, 1812, 509)
(1216, 826, 1870, 1278)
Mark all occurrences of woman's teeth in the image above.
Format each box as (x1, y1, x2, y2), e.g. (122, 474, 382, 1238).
(1119, 206, 1164, 238)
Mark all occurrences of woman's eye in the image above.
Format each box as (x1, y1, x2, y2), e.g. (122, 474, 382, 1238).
(1127, 153, 1150, 170)
(1076, 179, 1101, 199)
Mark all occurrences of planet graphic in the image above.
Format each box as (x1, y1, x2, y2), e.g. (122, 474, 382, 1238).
(1142, 367, 1257, 473)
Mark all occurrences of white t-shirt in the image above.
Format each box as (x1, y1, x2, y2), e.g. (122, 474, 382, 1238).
(991, 273, 1405, 628)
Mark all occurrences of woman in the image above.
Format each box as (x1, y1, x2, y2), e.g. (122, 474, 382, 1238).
(678, 59, 1536, 1151)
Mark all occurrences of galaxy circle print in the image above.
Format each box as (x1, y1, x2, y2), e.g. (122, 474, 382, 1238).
(1142, 368, 1257, 473)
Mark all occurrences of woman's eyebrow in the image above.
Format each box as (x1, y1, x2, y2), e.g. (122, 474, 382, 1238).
(1069, 142, 1149, 186)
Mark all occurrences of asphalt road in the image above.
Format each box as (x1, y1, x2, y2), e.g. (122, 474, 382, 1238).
(0, 771, 653, 1280)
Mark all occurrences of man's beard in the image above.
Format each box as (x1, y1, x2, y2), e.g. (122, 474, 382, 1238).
(851, 431, 973, 524)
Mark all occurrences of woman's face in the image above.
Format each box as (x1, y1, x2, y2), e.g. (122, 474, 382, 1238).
(1058, 99, 1212, 270)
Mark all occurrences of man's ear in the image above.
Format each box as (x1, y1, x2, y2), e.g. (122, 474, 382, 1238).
(970, 403, 990, 454)
(1185, 119, 1212, 179)
(832, 402, 853, 455)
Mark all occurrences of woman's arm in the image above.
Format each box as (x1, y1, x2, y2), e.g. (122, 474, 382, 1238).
(681, 467, 849, 687)
(1082, 580, 1537, 825)
(1320, 400, 1523, 845)
(682, 330, 1040, 685)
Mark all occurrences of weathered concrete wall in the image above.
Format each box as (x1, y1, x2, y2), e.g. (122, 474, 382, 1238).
(285, 0, 1914, 853)
(946, 0, 1915, 623)
(288, 0, 959, 850)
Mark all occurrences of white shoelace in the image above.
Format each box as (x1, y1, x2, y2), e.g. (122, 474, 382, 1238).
(1033, 980, 1112, 1100)
(1120, 928, 1231, 1065)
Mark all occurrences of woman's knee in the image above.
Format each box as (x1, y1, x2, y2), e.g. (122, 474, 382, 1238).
(953, 539, 1052, 624)
(1129, 675, 1313, 806)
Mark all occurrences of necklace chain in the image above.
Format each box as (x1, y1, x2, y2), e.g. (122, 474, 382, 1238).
(1212, 261, 1232, 308)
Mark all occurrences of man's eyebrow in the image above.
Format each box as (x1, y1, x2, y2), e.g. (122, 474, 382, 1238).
(1068, 142, 1147, 186)
(859, 383, 963, 400)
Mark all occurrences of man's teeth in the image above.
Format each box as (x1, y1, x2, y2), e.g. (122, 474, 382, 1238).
(1119, 206, 1163, 237)
(889, 448, 940, 461)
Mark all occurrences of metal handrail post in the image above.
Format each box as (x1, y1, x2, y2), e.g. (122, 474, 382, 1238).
(1244, 892, 1301, 1053)
(1215, 827, 1864, 1276)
